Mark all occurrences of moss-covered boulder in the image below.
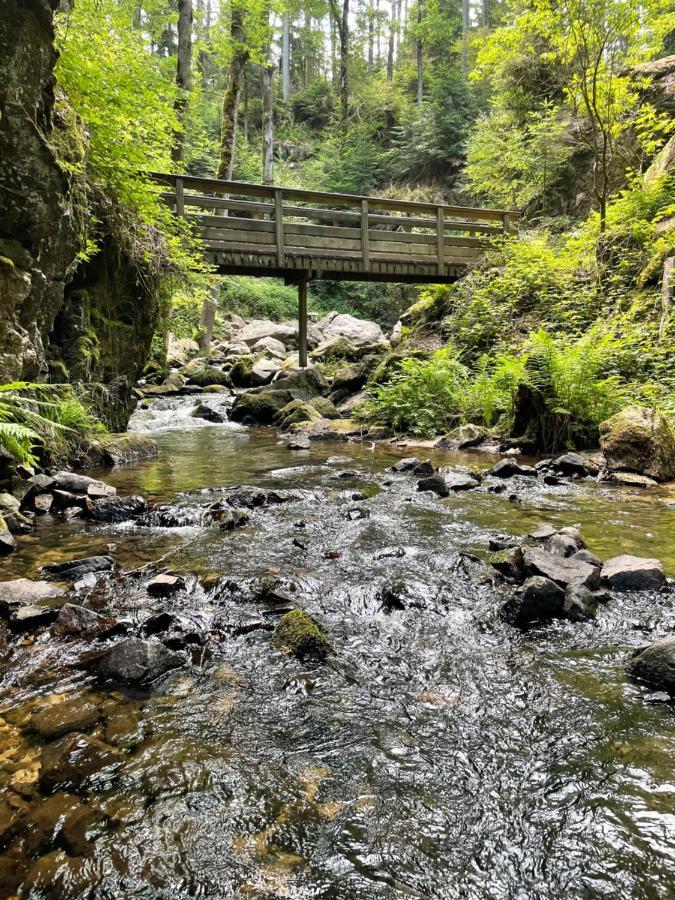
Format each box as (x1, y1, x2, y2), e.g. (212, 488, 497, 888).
(82, 433, 158, 467)
(185, 364, 230, 387)
(228, 355, 254, 387)
(0, 514, 17, 555)
(230, 389, 294, 424)
(275, 400, 323, 429)
(600, 406, 675, 482)
(310, 336, 361, 361)
(308, 397, 339, 419)
(273, 366, 330, 400)
(272, 610, 331, 660)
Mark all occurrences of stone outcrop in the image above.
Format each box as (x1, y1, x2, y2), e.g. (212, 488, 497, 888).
(599, 406, 675, 482)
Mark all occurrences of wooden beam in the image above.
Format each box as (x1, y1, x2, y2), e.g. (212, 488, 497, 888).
(175, 176, 185, 217)
(361, 199, 370, 272)
(274, 189, 285, 266)
(298, 279, 308, 368)
(436, 207, 444, 276)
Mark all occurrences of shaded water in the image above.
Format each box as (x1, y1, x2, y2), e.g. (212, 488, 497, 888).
(2, 399, 675, 898)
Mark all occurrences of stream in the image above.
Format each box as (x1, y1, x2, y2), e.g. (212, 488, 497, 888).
(2, 394, 675, 898)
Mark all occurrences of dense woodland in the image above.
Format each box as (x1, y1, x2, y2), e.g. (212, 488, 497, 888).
(1, 0, 674, 459)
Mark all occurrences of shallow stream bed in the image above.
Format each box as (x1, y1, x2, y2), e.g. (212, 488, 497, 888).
(2, 399, 675, 898)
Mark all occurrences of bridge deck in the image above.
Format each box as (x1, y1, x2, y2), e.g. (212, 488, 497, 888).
(152, 173, 519, 285)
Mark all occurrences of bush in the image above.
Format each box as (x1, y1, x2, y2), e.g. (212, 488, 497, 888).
(219, 277, 302, 322)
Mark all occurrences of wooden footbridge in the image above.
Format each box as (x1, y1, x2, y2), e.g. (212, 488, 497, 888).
(152, 173, 519, 365)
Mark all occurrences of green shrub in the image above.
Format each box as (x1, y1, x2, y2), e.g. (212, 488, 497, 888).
(219, 277, 302, 322)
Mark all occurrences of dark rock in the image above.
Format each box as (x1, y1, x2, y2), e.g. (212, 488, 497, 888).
(412, 459, 435, 476)
(30, 701, 101, 740)
(191, 402, 225, 423)
(203, 501, 250, 530)
(51, 603, 111, 638)
(51, 489, 88, 511)
(12, 793, 82, 856)
(502, 576, 565, 625)
(229, 389, 294, 424)
(390, 457, 420, 473)
(487, 546, 525, 582)
(553, 452, 588, 476)
(563, 585, 597, 621)
(522, 546, 601, 589)
(377, 580, 423, 612)
(145, 574, 185, 597)
(572, 549, 603, 568)
(601, 555, 666, 591)
(487, 459, 537, 478)
(85, 495, 147, 523)
(627, 636, 675, 693)
(0, 516, 16, 555)
(39, 733, 120, 794)
(136, 504, 201, 528)
(88, 638, 183, 685)
(9, 604, 61, 630)
(543, 474, 563, 486)
(272, 609, 331, 660)
(60, 802, 107, 855)
(417, 474, 449, 497)
(42, 555, 113, 580)
(445, 473, 480, 491)
(546, 534, 579, 558)
(225, 487, 302, 509)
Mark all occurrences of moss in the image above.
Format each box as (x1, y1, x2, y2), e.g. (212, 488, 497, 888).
(367, 349, 427, 386)
(228, 355, 255, 387)
(48, 359, 70, 382)
(275, 400, 323, 429)
(272, 610, 332, 660)
(229, 389, 293, 424)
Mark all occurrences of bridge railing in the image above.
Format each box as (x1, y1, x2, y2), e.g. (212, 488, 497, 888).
(151, 173, 520, 278)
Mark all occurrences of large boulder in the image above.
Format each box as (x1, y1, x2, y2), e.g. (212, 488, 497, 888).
(599, 406, 675, 482)
(80, 433, 158, 467)
(502, 576, 566, 625)
(522, 546, 601, 590)
(166, 336, 199, 366)
(275, 400, 323, 430)
(272, 366, 330, 400)
(230, 389, 294, 424)
(316, 312, 388, 349)
(601, 555, 666, 591)
(627, 635, 675, 693)
(237, 319, 322, 351)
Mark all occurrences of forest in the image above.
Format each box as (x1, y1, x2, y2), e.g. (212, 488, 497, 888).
(1, 0, 675, 896)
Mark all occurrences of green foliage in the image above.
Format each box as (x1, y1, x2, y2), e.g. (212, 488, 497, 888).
(219, 277, 302, 322)
(0, 384, 103, 465)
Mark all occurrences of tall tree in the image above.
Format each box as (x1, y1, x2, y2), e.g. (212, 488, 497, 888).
(217, 4, 249, 180)
(415, 0, 424, 105)
(171, 0, 193, 164)
(329, 0, 350, 119)
(260, 3, 274, 184)
(281, 11, 291, 99)
(461, 0, 469, 75)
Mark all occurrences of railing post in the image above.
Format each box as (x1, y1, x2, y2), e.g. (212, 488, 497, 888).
(361, 199, 370, 272)
(175, 176, 185, 217)
(275, 189, 285, 266)
(502, 212, 512, 236)
(436, 206, 445, 275)
(298, 279, 308, 369)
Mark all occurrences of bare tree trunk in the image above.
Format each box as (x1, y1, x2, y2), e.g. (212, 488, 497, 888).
(416, 0, 423, 105)
(329, 0, 350, 118)
(376, 0, 381, 63)
(171, 0, 193, 165)
(394, 0, 402, 60)
(304, 10, 312, 87)
(260, 62, 274, 184)
(216, 7, 248, 181)
(386, 0, 396, 80)
(330, 13, 338, 86)
(461, 0, 469, 76)
(660, 257, 674, 341)
(482, 0, 489, 27)
(198, 287, 218, 351)
(242, 68, 249, 142)
(281, 12, 291, 100)
(368, 0, 374, 69)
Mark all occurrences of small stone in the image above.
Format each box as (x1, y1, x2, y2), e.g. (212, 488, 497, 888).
(88, 638, 183, 685)
(563, 584, 597, 621)
(412, 460, 435, 476)
(553, 452, 588, 476)
(445, 473, 480, 491)
(30, 701, 101, 740)
(287, 434, 310, 451)
(51, 603, 110, 638)
(529, 524, 558, 540)
(601, 555, 666, 591)
(272, 610, 331, 660)
(191, 402, 225, 423)
(546, 534, 579, 558)
(39, 733, 120, 794)
(487, 459, 537, 478)
(390, 457, 420, 473)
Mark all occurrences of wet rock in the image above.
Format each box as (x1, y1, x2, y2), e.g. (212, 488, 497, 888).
(60, 802, 107, 855)
(445, 473, 480, 491)
(191, 402, 225, 423)
(546, 533, 580, 558)
(563, 585, 597, 621)
(487, 546, 525, 582)
(552, 452, 588, 477)
(85, 494, 147, 523)
(627, 636, 675, 693)
(343, 506, 370, 520)
(417, 474, 449, 497)
(145, 574, 185, 597)
(0, 515, 16, 555)
(51, 603, 111, 638)
(503, 576, 566, 625)
(86, 481, 116, 500)
(88, 638, 183, 685)
(32, 493, 54, 514)
(377, 580, 423, 612)
(13, 793, 82, 855)
(9, 604, 61, 631)
(529, 524, 558, 540)
(572, 548, 603, 568)
(78, 433, 156, 470)
(136, 504, 201, 528)
(390, 457, 420, 473)
(601, 555, 666, 591)
(39, 733, 120, 793)
(42, 555, 113, 580)
(203, 502, 250, 530)
(522, 546, 601, 589)
(413, 459, 435, 476)
(543, 474, 563, 486)
(272, 610, 331, 660)
(230, 389, 294, 424)
(600, 405, 675, 482)
(435, 424, 489, 450)
(51, 489, 88, 512)
(30, 701, 101, 740)
(286, 433, 310, 451)
(250, 357, 282, 386)
(487, 459, 537, 478)
(224, 487, 303, 509)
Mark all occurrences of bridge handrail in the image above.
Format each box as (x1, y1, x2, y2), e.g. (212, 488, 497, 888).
(148, 171, 521, 225)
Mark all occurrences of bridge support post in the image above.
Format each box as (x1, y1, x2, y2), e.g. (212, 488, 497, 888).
(298, 279, 308, 368)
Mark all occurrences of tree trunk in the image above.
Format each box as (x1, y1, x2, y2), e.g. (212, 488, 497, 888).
(482, 0, 489, 27)
(660, 257, 674, 341)
(198, 287, 218, 351)
(368, 0, 374, 69)
(461, 0, 469, 76)
(386, 0, 396, 80)
(416, 0, 423, 105)
(376, 0, 381, 63)
(329, 0, 350, 119)
(281, 12, 291, 100)
(260, 62, 274, 184)
(216, 7, 248, 181)
(171, 0, 193, 165)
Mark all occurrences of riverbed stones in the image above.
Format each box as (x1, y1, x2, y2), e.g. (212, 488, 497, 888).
(250, 357, 282, 386)
(445, 473, 480, 491)
(51, 603, 110, 638)
(563, 584, 598, 621)
(191, 402, 224, 423)
(38, 733, 120, 793)
(0, 515, 16, 554)
(286, 433, 311, 450)
(85, 495, 147, 523)
(626, 636, 675, 693)
(272, 610, 331, 660)
(145, 574, 185, 597)
(81, 433, 158, 467)
(230, 389, 294, 424)
(417, 474, 449, 497)
(88, 638, 183, 686)
(600, 405, 675, 482)
(522, 546, 601, 589)
(502, 576, 565, 625)
(53, 472, 113, 495)
(391, 457, 420, 473)
(435, 424, 489, 450)
(252, 336, 286, 358)
(30, 701, 101, 740)
(487, 459, 537, 478)
(552, 452, 588, 477)
(600, 555, 666, 591)
(42, 555, 113, 580)
(0, 579, 65, 610)
(316, 312, 387, 349)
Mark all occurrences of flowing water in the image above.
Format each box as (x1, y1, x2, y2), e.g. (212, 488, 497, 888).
(2, 395, 675, 899)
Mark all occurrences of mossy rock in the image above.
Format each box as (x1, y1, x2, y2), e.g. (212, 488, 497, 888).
(230, 389, 294, 424)
(367, 349, 428, 386)
(186, 365, 231, 387)
(228, 355, 255, 388)
(274, 366, 330, 400)
(310, 336, 361, 361)
(308, 397, 339, 419)
(275, 399, 323, 429)
(600, 405, 675, 482)
(272, 610, 332, 660)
